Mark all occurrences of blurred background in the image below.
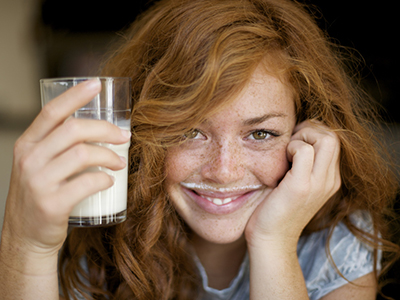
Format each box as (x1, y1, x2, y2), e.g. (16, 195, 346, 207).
(0, 0, 399, 297)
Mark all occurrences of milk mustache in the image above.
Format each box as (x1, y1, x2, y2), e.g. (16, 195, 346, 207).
(70, 140, 130, 220)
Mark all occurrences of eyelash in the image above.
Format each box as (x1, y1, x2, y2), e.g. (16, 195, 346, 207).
(184, 129, 280, 141)
(247, 129, 280, 141)
(184, 129, 205, 140)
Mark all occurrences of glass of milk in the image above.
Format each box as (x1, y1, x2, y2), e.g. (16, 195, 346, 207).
(40, 77, 131, 227)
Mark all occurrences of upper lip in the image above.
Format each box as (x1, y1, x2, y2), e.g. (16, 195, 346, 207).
(180, 182, 262, 199)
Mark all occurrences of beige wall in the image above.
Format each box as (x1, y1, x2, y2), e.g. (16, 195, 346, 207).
(0, 0, 43, 236)
(0, 0, 115, 236)
(0, 0, 43, 120)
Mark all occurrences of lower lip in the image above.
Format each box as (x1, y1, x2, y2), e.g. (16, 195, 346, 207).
(182, 187, 258, 215)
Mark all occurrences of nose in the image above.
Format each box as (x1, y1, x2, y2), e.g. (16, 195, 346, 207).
(200, 140, 245, 185)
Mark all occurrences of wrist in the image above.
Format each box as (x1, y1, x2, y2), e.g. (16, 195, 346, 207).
(0, 228, 59, 276)
(0, 244, 60, 300)
(247, 236, 308, 300)
(246, 230, 299, 255)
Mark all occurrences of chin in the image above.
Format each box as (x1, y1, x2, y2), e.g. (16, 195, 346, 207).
(192, 221, 248, 245)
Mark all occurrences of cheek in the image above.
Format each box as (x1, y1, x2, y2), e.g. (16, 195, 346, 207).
(165, 149, 184, 185)
(165, 146, 202, 184)
(250, 144, 290, 186)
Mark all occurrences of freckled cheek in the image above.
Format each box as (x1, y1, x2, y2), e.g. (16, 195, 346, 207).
(252, 145, 290, 186)
(165, 147, 205, 183)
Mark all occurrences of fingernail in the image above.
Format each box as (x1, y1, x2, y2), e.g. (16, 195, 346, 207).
(119, 156, 127, 164)
(109, 175, 116, 183)
(86, 78, 101, 90)
(121, 129, 131, 139)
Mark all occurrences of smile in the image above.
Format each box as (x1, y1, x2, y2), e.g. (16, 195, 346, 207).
(180, 182, 262, 193)
(202, 195, 240, 206)
(180, 182, 263, 207)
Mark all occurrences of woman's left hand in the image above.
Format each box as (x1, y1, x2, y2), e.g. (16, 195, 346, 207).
(245, 120, 341, 250)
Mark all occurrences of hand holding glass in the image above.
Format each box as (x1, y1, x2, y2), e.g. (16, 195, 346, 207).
(40, 77, 131, 227)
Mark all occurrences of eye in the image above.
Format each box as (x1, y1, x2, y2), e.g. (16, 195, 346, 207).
(249, 130, 270, 140)
(184, 129, 204, 140)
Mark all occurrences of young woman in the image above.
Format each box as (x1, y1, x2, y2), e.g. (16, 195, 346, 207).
(1, 0, 398, 299)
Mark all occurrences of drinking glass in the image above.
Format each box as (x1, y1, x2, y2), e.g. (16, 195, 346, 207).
(40, 77, 131, 226)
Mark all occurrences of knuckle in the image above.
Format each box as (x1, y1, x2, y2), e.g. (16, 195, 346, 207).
(41, 101, 61, 121)
(16, 144, 44, 174)
(300, 142, 314, 155)
(98, 172, 115, 188)
(17, 151, 34, 173)
(13, 137, 31, 161)
(73, 144, 90, 162)
(63, 118, 81, 136)
(13, 137, 25, 155)
(320, 134, 337, 146)
(80, 172, 113, 192)
(99, 172, 114, 186)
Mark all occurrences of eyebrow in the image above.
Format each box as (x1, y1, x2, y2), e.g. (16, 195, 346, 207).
(242, 113, 288, 126)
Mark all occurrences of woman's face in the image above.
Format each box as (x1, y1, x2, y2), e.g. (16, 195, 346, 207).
(165, 66, 296, 245)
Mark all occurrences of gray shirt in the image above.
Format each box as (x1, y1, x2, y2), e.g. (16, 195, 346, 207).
(65, 211, 377, 300)
(195, 211, 377, 300)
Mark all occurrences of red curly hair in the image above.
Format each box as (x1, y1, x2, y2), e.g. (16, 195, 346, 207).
(59, 0, 399, 299)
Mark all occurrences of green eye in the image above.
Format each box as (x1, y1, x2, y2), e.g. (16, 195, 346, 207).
(251, 130, 268, 140)
(184, 129, 200, 139)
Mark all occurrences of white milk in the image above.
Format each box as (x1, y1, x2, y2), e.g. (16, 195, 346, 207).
(70, 141, 130, 219)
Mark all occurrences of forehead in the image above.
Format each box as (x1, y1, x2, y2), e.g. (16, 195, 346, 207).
(207, 64, 295, 123)
(246, 64, 292, 105)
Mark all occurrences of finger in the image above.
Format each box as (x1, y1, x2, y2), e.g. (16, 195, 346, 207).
(291, 122, 342, 199)
(32, 118, 130, 164)
(292, 121, 331, 146)
(22, 79, 102, 143)
(292, 119, 317, 135)
(53, 171, 116, 213)
(293, 121, 340, 151)
(291, 126, 340, 178)
(292, 119, 328, 135)
(286, 139, 314, 180)
(39, 143, 126, 187)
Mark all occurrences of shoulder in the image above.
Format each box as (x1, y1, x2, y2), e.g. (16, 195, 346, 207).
(298, 211, 377, 300)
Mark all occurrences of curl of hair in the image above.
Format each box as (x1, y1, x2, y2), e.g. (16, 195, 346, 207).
(59, 0, 399, 299)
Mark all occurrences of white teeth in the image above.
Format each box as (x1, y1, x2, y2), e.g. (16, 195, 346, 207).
(181, 182, 262, 192)
(204, 196, 236, 206)
(213, 198, 223, 205)
(223, 198, 232, 204)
